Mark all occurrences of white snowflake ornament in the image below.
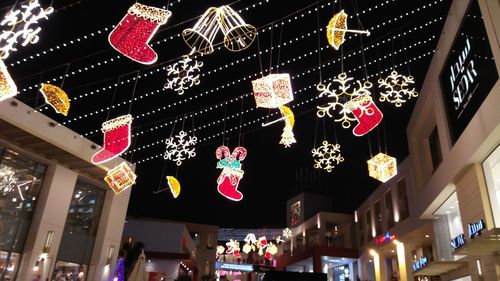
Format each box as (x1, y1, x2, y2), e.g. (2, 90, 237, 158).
(311, 141, 344, 172)
(378, 70, 418, 107)
(164, 131, 197, 166)
(165, 55, 203, 95)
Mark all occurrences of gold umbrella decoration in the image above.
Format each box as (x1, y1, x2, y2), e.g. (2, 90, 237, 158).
(39, 83, 70, 116)
(326, 10, 370, 50)
(166, 176, 181, 198)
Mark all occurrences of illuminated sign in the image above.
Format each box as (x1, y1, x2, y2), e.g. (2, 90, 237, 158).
(290, 201, 301, 226)
(468, 219, 485, 239)
(451, 233, 465, 250)
(375, 232, 396, 245)
(412, 256, 428, 271)
(439, 0, 498, 143)
(215, 261, 254, 272)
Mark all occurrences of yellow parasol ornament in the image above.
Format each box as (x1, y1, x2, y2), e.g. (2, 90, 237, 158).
(166, 176, 181, 198)
(326, 10, 370, 50)
(39, 83, 70, 116)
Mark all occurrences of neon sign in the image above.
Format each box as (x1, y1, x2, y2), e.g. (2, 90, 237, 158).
(468, 219, 485, 239)
(451, 233, 465, 250)
(375, 232, 396, 245)
(412, 256, 428, 271)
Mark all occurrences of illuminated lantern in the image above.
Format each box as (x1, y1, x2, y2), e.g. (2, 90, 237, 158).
(217, 5, 256, 52)
(216, 146, 247, 201)
(182, 7, 220, 55)
(252, 74, 293, 108)
(367, 152, 397, 183)
(92, 115, 133, 164)
(104, 162, 137, 194)
(109, 3, 171, 64)
(0, 59, 16, 102)
(39, 83, 70, 116)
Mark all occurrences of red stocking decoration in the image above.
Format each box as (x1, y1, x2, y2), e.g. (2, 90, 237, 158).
(109, 3, 171, 64)
(215, 146, 247, 201)
(92, 115, 132, 164)
(345, 94, 383, 137)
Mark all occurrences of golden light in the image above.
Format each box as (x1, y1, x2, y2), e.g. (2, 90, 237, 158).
(369, 249, 378, 257)
(104, 162, 137, 194)
(0, 59, 17, 102)
(166, 176, 181, 198)
(367, 152, 397, 183)
(182, 7, 219, 55)
(252, 73, 293, 108)
(39, 83, 70, 116)
(217, 5, 257, 52)
(326, 10, 370, 50)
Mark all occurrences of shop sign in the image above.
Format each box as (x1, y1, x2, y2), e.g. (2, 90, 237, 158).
(439, 0, 498, 143)
(451, 233, 465, 250)
(412, 256, 428, 271)
(375, 231, 396, 245)
(215, 261, 254, 272)
(468, 219, 485, 239)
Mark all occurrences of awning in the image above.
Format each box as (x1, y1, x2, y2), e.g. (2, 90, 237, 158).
(413, 261, 468, 276)
(453, 228, 500, 256)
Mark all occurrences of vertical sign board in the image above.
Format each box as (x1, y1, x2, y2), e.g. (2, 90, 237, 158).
(439, 0, 498, 144)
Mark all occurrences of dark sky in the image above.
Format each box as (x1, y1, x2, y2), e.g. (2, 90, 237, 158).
(6, 0, 452, 228)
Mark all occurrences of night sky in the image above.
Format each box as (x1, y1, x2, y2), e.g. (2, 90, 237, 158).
(5, 0, 452, 228)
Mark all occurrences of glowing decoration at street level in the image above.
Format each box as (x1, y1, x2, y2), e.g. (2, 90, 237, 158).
(311, 141, 344, 172)
(216, 146, 247, 201)
(326, 10, 370, 51)
(104, 162, 137, 194)
(316, 72, 373, 129)
(165, 55, 203, 95)
(367, 152, 397, 183)
(378, 70, 418, 107)
(283, 228, 292, 239)
(166, 176, 181, 198)
(0, 59, 16, 102)
(252, 74, 293, 108)
(225, 239, 241, 257)
(344, 94, 383, 137)
(242, 233, 257, 254)
(39, 83, 70, 116)
(108, 3, 171, 64)
(92, 115, 132, 164)
(182, 7, 219, 55)
(279, 106, 296, 148)
(164, 131, 197, 166)
(217, 5, 257, 52)
(0, 0, 54, 59)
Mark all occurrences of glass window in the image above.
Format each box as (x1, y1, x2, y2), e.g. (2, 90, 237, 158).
(374, 201, 382, 236)
(365, 209, 371, 241)
(357, 214, 364, 247)
(206, 233, 214, 250)
(397, 179, 409, 221)
(483, 145, 500, 227)
(429, 127, 443, 172)
(432, 192, 463, 261)
(52, 261, 87, 281)
(385, 191, 395, 228)
(0, 148, 46, 281)
(190, 232, 201, 248)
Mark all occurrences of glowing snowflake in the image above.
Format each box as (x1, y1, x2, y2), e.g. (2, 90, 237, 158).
(316, 72, 372, 128)
(311, 141, 344, 172)
(164, 131, 197, 166)
(165, 55, 203, 95)
(283, 228, 292, 239)
(378, 70, 418, 107)
(0, 0, 54, 59)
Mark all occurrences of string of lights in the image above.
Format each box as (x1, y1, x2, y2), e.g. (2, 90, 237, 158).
(131, 49, 435, 164)
(75, 18, 442, 136)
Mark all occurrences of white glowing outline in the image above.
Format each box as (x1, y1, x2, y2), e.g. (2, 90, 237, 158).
(164, 131, 197, 166)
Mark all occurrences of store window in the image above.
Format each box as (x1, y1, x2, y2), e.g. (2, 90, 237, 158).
(483, 145, 500, 227)
(429, 127, 443, 172)
(53, 178, 106, 281)
(432, 192, 463, 261)
(385, 190, 395, 228)
(374, 201, 382, 236)
(397, 178, 409, 221)
(0, 147, 46, 281)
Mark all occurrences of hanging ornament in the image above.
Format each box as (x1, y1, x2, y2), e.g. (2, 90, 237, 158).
(242, 233, 257, 254)
(252, 73, 294, 109)
(39, 83, 70, 116)
(367, 152, 397, 183)
(216, 245, 226, 257)
(166, 176, 181, 198)
(92, 115, 133, 164)
(217, 5, 257, 52)
(311, 141, 344, 172)
(278, 105, 296, 148)
(326, 10, 370, 51)
(215, 146, 247, 201)
(104, 162, 137, 194)
(165, 55, 203, 95)
(316, 72, 374, 129)
(0, 59, 16, 102)
(108, 3, 171, 64)
(378, 70, 418, 107)
(182, 7, 219, 55)
(265, 242, 278, 260)
(344, 94, 383, 136)
(225, 239, 241, 257)
(0, 0, 54, 59)
(283, 228, 292, 239)
(164, 131, 197, 166)
(275, 236, 284, 244)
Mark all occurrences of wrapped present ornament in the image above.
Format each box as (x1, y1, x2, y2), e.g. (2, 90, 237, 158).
(0, 59, 16, 102)
(367, 152, 397, 183)
(104, 162, 137, 194)
(252, 73, 293, 108)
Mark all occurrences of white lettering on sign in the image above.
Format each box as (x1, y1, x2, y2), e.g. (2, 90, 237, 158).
(468, 219, 485, 239)
(451, 233, 465, 250)
(449, 38, 478, 110)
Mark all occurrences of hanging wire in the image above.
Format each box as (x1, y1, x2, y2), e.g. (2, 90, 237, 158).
(106, 76, 121, 121)
(313, 116, 319, 147)
(127, 71, 140, 114)
(322, 116, 327, 141)
(276, 23, 284, 73)
(256, 33, 265, 77)
(153, 159, 169, 194)
(391, 39, 396, 70)
(221, 103, 228, 145)
(383, 118, 388, 153)
(268, 24, 274, 74)
(316, 0, 323, 82)
(59, 63, 71, 88)
(367, 134, 373, 157)
(238, 98, 244, 146)
(402, 37, 412, 75)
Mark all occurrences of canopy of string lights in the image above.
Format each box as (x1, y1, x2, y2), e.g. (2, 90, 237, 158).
(2, 0, 452, 228)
